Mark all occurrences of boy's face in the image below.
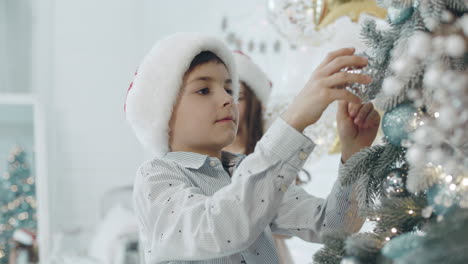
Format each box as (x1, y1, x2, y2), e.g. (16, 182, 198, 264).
(169, 61, 239, 154)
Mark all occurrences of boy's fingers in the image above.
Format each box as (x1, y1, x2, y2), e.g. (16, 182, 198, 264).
(324, 72, 372, 87)
(322, 55, 369, 76)
(337, 101, 350, 120)
(317, 48, 356, 69)
(328, 89, 361, 105)
(354, 103, 373, 126)
(348, 103, 362, 118)
(364, 109, 381, 128)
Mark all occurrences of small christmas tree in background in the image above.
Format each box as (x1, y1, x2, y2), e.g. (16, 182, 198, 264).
(0, 146, 37, 264)
(313, 0, 468, 263)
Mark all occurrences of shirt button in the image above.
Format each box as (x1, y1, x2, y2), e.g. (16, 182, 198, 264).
(209, 160, 217, 167)
(299, 151, 308, 161)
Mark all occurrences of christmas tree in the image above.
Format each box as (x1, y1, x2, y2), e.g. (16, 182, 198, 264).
(0, 146, 37, 264)
(313, 0, 468, 263)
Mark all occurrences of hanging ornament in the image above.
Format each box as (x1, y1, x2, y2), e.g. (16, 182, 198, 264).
(337, 55, 378, 102)
(381, 233, 423, 259)
(318, 0, 387, 29)
(383, 168, 408, 197)
(387, 6, 414, 25)
(268, 0, 388, 45)
(382, 102, 424, 146)
(267, 0, 328, 45)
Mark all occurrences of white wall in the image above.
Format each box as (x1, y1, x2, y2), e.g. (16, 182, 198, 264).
(48, 0, 146, 231)
(0, 0, 5, 92)
(3, 0, 32, 93)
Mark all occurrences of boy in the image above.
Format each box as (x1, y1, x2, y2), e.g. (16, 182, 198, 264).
(126, 32, 379, 263)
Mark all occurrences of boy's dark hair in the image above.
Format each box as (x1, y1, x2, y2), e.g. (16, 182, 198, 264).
(186, 51, 226, 75)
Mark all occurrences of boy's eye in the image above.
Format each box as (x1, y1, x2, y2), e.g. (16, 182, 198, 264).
(225, 88, 233, 95)
(196, 88, 210, 95)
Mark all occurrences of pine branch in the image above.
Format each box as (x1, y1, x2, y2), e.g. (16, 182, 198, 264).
(340, 145, 387, 186)
(355, 175, 372, 216)
(369, 195, 427, 234)
(313, 231, 349, 264)
(445, 0, 468, 13)
(344, 232, 385, 263)
(373, 10, 427, 110)
(340, 144, 406, 214)
(367, 144, 405, 198)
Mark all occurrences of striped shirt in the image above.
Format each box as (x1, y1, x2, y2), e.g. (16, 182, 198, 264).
(133, 118, 363, 263)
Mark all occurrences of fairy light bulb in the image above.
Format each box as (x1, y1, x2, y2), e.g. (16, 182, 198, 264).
(462, 178, 468, 186)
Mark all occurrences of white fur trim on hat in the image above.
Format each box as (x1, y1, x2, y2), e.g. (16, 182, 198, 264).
(125, 32, 239, 157)
(233, 51, 272, 106)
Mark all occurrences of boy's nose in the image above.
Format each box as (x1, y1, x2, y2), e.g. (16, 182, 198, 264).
(223, 98, 233, 107)
(221, 91, 234, 107)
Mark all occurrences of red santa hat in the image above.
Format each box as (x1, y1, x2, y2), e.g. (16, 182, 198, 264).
(125, 33, 239, 157)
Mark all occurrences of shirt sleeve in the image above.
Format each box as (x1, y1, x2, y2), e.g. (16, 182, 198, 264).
(134, 117, 315, 262)
(270, 162, 364, 243)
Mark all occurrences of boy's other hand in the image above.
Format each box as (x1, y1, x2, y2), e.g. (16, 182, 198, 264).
(337, 101, 380, 163)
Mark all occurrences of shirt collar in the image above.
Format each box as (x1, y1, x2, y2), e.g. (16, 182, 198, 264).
(163, 151, 244, 170)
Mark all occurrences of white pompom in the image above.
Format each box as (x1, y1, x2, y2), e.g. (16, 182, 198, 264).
(407, 89, 421, 100)
(432, 36, 446, 51)
(412, 127, 430, 145)
(460, 15, 468, 36)
(440, 71, 457, 88)
(408, 32, 432, 59)
(391, 57, 417, 76)
(448, 75, 468, 94)
(428, 149, 445, 164)
(407, 146, 425, 165)
(436, 106, 457, 130)
(445, 35, 466, 57)
(460, 110, 468, 123)
(382, 77, 403, 95)
(424, 67, 442, 87)
(452, 128, 465, 145)
(441, 11, 454, 23)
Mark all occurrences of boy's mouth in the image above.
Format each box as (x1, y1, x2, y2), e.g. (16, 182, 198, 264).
(216, 116, 235, 123)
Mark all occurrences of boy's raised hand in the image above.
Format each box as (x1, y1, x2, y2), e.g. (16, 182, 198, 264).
(337, 101, 381, 162)
(281, 48, 372, 132)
